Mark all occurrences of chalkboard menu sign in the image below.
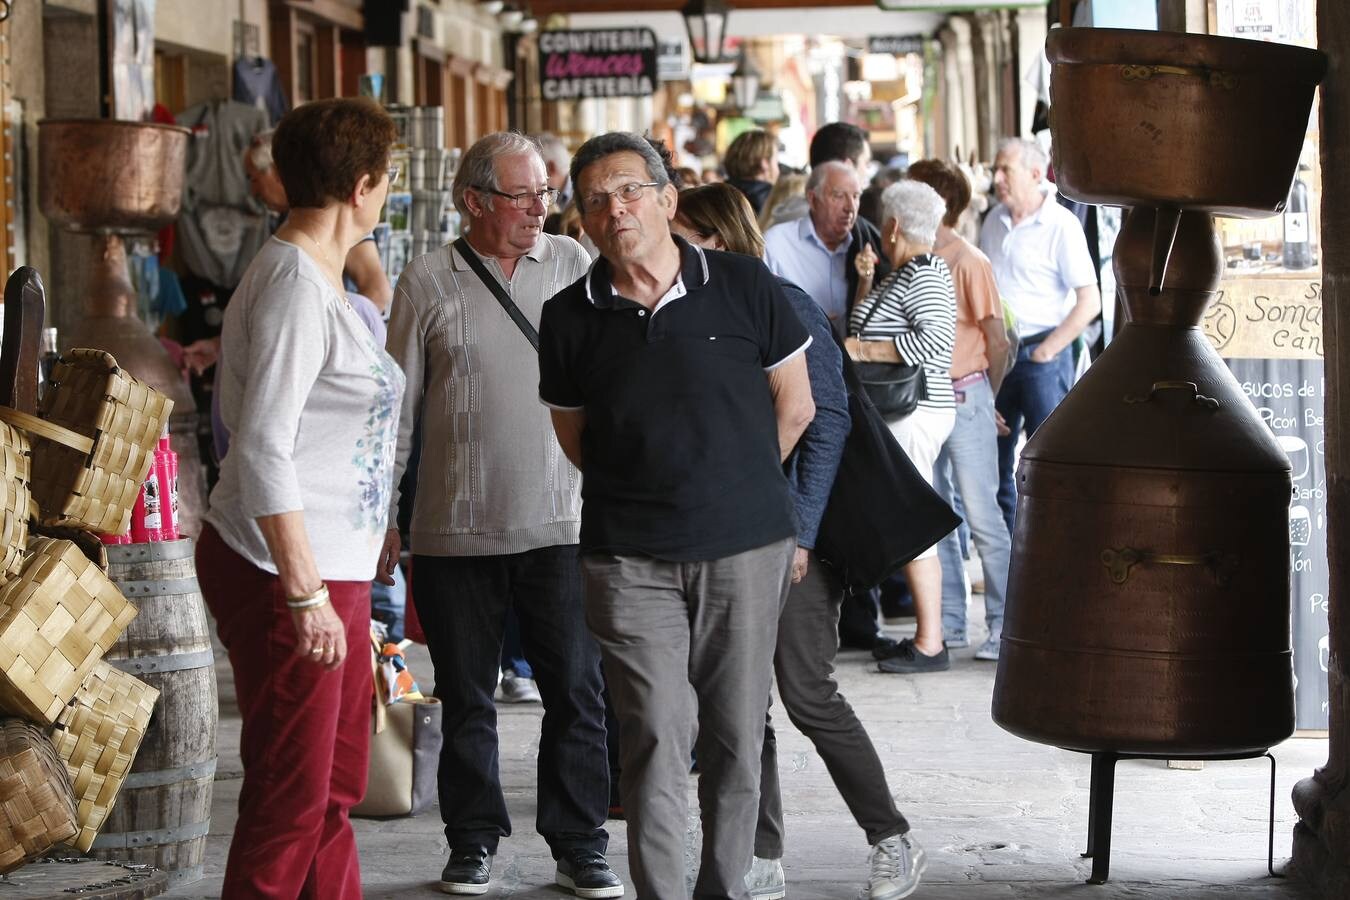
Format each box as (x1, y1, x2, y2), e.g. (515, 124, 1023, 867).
(538, 29, 659, 101)
(1206, 276, 1328, 730)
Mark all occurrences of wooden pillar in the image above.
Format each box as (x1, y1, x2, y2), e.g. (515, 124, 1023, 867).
(1293, 4, 1350, 897)
(269, 3, 297, 106)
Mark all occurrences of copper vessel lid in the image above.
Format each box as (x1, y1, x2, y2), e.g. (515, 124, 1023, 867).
(38, 118, 191, 135)
(1047, 27, 1327, 84)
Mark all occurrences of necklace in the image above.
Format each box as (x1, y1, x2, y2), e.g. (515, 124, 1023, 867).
(293, 230, 353, 311)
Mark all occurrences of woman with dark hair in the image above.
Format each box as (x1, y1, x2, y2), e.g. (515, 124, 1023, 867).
(196, 97, 403, 900)
(674, 182, 930, 900)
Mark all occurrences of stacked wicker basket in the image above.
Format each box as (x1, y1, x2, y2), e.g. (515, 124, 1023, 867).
(0, 349, 171, 873)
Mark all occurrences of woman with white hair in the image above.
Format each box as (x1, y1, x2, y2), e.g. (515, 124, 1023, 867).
(847, 179, 958, 676)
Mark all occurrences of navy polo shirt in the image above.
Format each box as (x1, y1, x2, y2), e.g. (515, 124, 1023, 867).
(538, 237, 812, 562)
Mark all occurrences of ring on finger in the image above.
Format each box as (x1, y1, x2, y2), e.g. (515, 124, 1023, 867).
(310, 647, 323, 655)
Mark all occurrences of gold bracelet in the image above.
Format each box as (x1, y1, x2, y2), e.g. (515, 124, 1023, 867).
(286, 583, 330, 608)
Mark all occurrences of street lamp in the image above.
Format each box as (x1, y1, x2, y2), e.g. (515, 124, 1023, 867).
(682, 0, 732, 65)
(729, 47, 760, 112)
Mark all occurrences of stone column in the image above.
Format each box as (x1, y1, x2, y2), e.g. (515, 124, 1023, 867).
(937, 25, 966, 161)
(1293, 4, 1350, 897)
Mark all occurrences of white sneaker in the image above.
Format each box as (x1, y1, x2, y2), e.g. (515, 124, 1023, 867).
(868, 833, 926, 900)
(744, 856, 786, 900)
(974, 637, 1000, 661)
(496, 670, 542, 703)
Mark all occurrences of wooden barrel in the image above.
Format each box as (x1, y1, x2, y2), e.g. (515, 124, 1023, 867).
(90, 538, 217, 888)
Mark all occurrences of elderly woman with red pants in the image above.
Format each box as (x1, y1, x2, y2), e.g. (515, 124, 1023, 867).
(195, 97, 403, 899)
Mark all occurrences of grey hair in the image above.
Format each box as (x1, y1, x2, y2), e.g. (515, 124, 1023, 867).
(805, 159, 856, 195)
(998, 137, 1048, 181)
(452, 131, 544, 218)
(534, 132, 570, 172)
(247, 129, 276, 171)
(880, 180, 946, 247)
(568, 132, 668, 197)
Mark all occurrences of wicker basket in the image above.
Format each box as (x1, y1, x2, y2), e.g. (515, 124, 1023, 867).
(0, 419, 32, 584)
(2, 349, 172, 534)
(0, 718, 78, 873)
(0, 537, 138, 723)
(49, 660, 158, 852)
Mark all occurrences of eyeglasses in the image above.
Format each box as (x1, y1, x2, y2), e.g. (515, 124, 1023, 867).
(579, 181, 662, 214)
(478, 187, 559, 210)
(386, 165, 401, 184)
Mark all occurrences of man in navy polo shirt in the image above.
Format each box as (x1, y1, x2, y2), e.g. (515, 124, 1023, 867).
(538, 132, 815, 899)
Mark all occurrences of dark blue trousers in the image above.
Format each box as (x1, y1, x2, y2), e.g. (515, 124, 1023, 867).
(411, 545, 609, 857)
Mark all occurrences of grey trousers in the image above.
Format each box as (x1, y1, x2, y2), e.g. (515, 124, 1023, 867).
(582, 538, 795, 900)
(755, 551, 909, 857)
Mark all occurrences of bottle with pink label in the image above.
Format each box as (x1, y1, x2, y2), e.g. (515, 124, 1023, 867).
(157, 427, 180, 541)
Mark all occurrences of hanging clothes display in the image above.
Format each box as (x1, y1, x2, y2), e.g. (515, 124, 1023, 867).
(232, 57, 289, 126)
(174, 99, 271, 290)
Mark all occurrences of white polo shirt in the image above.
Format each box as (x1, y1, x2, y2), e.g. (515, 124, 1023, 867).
(979, 187, 1097, 338)
(763, 215, 854, 321)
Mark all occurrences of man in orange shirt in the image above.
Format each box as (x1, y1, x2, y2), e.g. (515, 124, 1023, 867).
(908, 160, 1012, 662)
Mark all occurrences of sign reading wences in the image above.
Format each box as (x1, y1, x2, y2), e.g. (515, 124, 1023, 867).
(538, 29, 658, 100)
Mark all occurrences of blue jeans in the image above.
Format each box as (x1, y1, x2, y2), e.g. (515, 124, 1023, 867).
(933, 377, 1011, 642)
(370, 564, 406, 641)
(500, 609, 533, 679)
(995, 340, 1076, 534)
(411, 546, 609, 856)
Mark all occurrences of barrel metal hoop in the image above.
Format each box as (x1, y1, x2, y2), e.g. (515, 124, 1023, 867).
(105, 538, 195, 564)
(107, 648, 215, 675)
(113, 576, 200, 597)
(162, 865, 206, 887)
(89, 819, 211, 849)
(122, 757, 218, 789)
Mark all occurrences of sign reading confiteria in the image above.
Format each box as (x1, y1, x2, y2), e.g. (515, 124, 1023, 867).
(538, 28, 658, 100)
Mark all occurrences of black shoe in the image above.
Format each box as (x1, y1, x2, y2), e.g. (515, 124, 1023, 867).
(877, 638, 951, 674)
(870, 635, 902, 660)
(556, 849, 625, 898)
(440, 846, 492, 895)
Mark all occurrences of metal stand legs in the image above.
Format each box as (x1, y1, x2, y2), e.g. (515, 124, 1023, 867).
(1077, 750, 1281, 884)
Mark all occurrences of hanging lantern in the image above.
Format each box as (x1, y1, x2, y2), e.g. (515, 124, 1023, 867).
(683, 0, 731, 65)
(729, 47, 761, 112)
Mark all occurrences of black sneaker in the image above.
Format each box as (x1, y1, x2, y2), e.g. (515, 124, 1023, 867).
(870, 635, 902, 660)
(877, 638, 950, 674)
(440, 846, 492, 895)
(556, 848, 625, 898)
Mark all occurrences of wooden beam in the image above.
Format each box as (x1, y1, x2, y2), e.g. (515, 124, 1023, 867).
(529, 0, 866, 13)
(284, 0, 364, 31)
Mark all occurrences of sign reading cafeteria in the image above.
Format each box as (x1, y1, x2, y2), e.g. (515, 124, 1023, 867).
(538, 28, 659, 100)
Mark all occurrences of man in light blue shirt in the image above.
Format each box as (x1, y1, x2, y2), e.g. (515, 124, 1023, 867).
(763, 161, 863, 322)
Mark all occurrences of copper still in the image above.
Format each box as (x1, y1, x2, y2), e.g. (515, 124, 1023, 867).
(37, 120, 205, 536)
(992, 29, 1327, 757)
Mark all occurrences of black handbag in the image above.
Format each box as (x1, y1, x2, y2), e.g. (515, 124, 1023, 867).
(851, 290, 925, 420)
(854, 361, 925, 420)
(814, 332, 961, 592)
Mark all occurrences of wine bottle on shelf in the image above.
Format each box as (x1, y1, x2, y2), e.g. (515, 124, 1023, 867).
(1283, 164, 1313, 270)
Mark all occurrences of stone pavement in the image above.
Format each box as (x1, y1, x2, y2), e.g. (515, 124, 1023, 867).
(168, 607, 1327, 900)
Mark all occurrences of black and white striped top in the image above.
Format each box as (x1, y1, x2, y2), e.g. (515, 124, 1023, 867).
(848, 254, 958, 411)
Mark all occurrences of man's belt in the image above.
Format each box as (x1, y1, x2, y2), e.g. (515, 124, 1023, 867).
(1021, 328, 1056, 346)
(951, 371, 986, 391)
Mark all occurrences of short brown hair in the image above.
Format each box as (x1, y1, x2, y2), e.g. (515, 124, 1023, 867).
(676, 183, 765, 259)
(723, 129, 776, 181)
(906, 159, 971, 228)
(272, 98, 397, 209)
